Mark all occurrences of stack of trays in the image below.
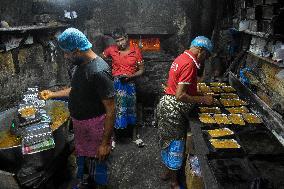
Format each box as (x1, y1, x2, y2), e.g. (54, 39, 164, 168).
(14, 87, 55, 155)
(22, 123, 55, 155)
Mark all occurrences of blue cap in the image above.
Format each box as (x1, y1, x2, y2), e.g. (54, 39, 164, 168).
(190, 36, 213, 53)
(57, 28, 92, 52)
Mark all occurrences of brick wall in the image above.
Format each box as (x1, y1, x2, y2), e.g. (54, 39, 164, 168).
(135, 52, 173, 125)
(136, 61, 170, 95)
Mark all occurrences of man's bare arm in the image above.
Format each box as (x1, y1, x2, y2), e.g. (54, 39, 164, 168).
(97, 97, 115, 160)
(175, 84, 213, 105)
(39, 87, 71, 100)
(101, 97, 115, 145)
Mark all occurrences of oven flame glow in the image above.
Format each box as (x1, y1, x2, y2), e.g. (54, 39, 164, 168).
(130, 38, 160, 51)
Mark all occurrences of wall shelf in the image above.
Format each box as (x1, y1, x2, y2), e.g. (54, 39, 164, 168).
(0, 23, 68, 33)
(242, 30, 284, 39)
(242, 30, 270, 38)
(247, 51, 284, 68)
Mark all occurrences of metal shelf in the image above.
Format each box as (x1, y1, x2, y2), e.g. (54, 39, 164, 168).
(247, 51, 284, 68)
(242, 30, 270, 38)
(242, 30, 284, 39)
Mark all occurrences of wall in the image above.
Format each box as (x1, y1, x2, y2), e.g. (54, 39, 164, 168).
(135, 52, 174, 100)
(72, 0, 193, 55)
(1, 0, 217, 53)
(0, 0, 34, 26)
(0, 0, 217, 110)
(0, 32, 69, 111)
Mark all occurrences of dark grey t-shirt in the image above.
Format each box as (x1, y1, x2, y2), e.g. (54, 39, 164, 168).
(69, 56, 114, 120)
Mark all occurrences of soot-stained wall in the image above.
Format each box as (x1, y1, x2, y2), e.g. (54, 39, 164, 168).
(0, 32, 69, 111)
(0, 0, 217, 110)
(1, 0, 217, 52)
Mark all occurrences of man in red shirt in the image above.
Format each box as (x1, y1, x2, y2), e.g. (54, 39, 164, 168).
(102, 27, 145, 147)
(157, 36, 214, 189)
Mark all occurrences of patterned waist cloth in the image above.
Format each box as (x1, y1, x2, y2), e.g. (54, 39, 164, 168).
(157, 95, 194, 170)
(114, 77, 136, 129)
(157, 95, 194, 149)
(72, 114, 106, 157)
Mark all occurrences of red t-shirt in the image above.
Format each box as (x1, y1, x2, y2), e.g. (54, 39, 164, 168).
(103, 45, 143, 76)
(165, 50, 200, 96)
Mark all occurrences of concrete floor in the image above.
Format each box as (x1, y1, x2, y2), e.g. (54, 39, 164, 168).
(108, 126, 169, 189)
(57, 126, 170, 189)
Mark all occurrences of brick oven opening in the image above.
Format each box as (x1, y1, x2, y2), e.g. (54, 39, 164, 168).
(129, 36, 160, 51)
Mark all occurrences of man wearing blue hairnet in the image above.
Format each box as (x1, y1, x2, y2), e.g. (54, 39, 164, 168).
(39, 28, 115, 189)
(157, 36, 214, 189)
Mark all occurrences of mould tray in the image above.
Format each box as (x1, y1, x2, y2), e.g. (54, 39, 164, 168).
(205, 138, 245, 159)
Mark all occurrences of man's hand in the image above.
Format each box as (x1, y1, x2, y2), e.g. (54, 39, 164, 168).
(201, 95, 214, 105)
(39, 90, 54, 100)
(97, 144, 111, 161)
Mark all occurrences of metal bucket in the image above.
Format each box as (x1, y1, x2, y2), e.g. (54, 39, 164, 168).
(0, 107, 22, 174)
(0, 100, 73, 188)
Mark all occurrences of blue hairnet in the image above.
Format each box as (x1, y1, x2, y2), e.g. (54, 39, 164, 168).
(190, 36, 213, 53)
(57, 28, 92, 52)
